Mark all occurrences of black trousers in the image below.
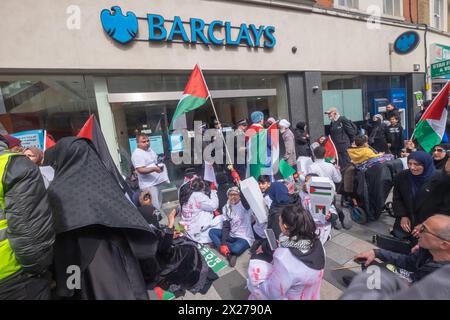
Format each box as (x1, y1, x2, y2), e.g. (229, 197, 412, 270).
(0, 271, 51, 300)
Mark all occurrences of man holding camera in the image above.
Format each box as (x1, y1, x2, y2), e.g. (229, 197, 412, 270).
(132, 133, 170, 211)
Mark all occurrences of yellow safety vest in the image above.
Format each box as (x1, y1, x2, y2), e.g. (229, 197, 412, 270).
(0, 152, 22, 281)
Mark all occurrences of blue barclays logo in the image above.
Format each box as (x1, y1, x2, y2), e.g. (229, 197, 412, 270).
(100, 6, 276, 48)
(100, 6, 138, 44)
(394, 31, 420, 55)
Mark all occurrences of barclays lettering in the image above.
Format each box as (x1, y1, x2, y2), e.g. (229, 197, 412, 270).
(100, 6, 276, 48)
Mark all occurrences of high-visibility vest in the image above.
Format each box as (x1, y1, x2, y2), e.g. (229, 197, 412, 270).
(0, 152, 22, 281)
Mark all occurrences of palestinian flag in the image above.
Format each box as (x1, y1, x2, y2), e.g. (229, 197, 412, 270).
(309, 185, 333, 196)
(324, 136, 338, 164)
(413, 81, 449, 152)
(279, 159, 296, 179)
(170, 64, 210, 130)
(268, 122, 280, 176)
(44, 130, 56, 150)
(149, 287, 175, 300)
(77, 114, 134, 198)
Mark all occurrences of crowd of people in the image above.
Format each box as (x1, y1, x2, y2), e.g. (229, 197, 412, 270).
(0, 98, 449, 300)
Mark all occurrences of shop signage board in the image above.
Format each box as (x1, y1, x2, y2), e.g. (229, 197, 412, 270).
(393, 31, 420, 55)
(100, 6, 276, 48)
(431, 59, 450, 78)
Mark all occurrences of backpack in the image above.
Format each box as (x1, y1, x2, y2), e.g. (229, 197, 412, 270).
(343, 117, 358, 138)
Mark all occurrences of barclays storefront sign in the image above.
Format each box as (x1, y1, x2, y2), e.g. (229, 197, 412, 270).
(100, 6, 276, 48)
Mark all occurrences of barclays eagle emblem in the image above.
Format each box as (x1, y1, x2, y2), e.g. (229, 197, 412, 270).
(100, 6, 138, 44)
(394, 31, 420, 55)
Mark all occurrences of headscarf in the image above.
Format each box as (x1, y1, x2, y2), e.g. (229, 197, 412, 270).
(432, 144, 449, 170)
(268, 182, 289, 208)
(279, 119, 291, 129)
(407, 151, 436, 199)
(3, 135, 21, 148)
(296, 121, 306, 130)
(25, 147, 44, 165)
(251, 111, 264, 124)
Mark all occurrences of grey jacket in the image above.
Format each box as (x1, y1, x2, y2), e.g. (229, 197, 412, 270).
(0, 141, 54, 281)
(281, 129, 297, 167)
(340, 263, 450, 300)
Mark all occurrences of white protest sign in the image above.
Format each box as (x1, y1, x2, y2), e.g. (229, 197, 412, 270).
(308, 177, 335, 219)
(240, 177, 268, 224)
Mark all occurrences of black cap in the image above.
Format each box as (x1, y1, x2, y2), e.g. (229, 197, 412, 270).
(236, 119, 248, 126)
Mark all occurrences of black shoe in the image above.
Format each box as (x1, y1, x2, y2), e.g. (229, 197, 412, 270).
(227, 254, 237, 268)
(341, 220, 352, 230)
(342, 275, 355, 288)
(333, 221, 342, 230)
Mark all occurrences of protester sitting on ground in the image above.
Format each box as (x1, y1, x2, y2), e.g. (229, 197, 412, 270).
(309, 146, 350, 230)
(179, 176, 222, 244)
(385, 115, 404, 158)
(247, 204, 325, 300)
(299, 173, 338, 244)
(309, 146, 342, 184)
(209, 187, 254, 267)
(392, 151, 442, 243)
(352, 215, 450, 284)
(255, 182, 302, 260)
(137, 190, 163, 227)
(47, 137, 156, 300)
(3, 135, 23, 153)
(249, 175, 273, 253)
(138, 195, 218, 297)
(431, 144, 449, 170)
(347, 135, 384, 165)
(23, 147, 54, 188)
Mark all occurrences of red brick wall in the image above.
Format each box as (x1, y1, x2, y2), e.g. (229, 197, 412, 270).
(403, 0, 419, 23)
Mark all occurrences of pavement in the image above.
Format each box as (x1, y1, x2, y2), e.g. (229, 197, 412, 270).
(161, 197, 396, 300)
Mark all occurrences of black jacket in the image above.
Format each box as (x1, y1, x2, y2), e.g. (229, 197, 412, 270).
(329, 116, 356, 150)
(293, 128, 311, 157)
(385, 123, 404, 152)
(368, 121, 389, 153)
(393, 170, 448, 226)
(0, 142, 54, 278)
(375, 247, 449, 282)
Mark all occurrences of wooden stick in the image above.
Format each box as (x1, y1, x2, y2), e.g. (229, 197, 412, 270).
(332, 264, 361, 271)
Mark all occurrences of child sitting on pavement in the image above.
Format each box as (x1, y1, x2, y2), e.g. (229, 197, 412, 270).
(299, 173, 338, 244)
(208, 187, 255, 267)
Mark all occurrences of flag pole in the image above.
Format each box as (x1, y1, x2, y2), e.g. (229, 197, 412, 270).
(198, 65, 234, 168)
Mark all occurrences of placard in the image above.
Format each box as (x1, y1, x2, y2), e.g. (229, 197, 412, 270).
(11, 129, 44, 150)
(240, 177, 268, 224)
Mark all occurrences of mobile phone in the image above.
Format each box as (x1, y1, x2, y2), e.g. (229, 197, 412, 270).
(264, 228, 278, 251)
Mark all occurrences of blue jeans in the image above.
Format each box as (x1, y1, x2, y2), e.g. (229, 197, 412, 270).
(209, 228, 250, 256)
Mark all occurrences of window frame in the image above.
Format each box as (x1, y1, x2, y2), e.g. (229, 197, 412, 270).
(382, 0, 403, 18)
(430, 0, 444, 30)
